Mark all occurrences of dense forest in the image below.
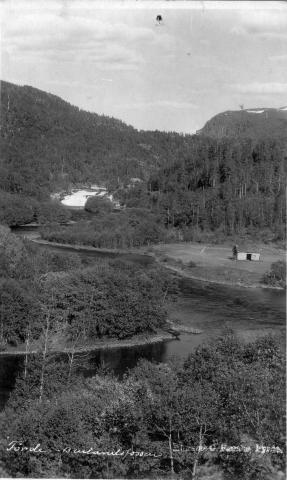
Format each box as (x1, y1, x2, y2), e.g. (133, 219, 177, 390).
(0, 80, 168, 197)
(0, 334, 285, 479)
(1, 80, 286, 240)
(117, 136, 286, 240)
(0, 81, 285, 480)
(197, 107, 287, 140)
(0, 225, 178, 349)
(41, 207, 170, 249)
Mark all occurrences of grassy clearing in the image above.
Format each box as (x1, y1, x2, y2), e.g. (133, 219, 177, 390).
(153, 242, 286, 288)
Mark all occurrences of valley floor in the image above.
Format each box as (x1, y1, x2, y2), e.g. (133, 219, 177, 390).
(152, 242, 286, 289)
(30, 234, 285, 289)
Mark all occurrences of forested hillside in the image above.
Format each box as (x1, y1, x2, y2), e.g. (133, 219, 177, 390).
(0, 81, 193, 225)
(118, 135, 287, 240)
(197, 107, 287, 140)
(0, 80, 184, 197)
(0, 80, 286, 239)
(1, 334, 285, 479)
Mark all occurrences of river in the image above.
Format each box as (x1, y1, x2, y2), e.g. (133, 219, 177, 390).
(0, 226, 285, 409)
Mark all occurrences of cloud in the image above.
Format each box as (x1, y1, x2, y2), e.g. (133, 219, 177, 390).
(269, 54, 287, 62)
(3, 8, 157, 44)
(232, 8, 287, 37)
(1, 2, 158, 70)
(230, 82, 287, 94)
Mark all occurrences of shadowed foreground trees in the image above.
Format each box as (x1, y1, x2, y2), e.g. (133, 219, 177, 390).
(0, 335, 285, 479)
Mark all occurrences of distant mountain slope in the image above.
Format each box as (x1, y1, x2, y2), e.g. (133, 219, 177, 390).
(0, 81, 286, 236)
(197, 107, 287, 141)
(0, 81, 140, 196)
(0, 80, 186, 198)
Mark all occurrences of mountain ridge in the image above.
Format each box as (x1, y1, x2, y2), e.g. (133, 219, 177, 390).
(0, 80, 286, 236)
(197, 106, 287, 140)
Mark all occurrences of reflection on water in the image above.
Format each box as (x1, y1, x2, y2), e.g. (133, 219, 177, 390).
(0, 276, 284, 410)
(1, 227, 284, 410)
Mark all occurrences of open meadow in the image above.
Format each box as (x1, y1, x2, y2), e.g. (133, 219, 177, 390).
(153, 242, 286, 288)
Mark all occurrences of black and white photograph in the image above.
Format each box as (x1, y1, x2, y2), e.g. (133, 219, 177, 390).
(0, 0, 286, 478)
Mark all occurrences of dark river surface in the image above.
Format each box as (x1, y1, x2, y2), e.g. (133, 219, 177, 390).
(0, 226, 285, 409)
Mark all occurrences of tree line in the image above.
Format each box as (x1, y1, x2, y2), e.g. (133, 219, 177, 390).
(41, 207, 169, 249)
(1, 80, 286, 239)
(0, 334, 284, 479)
(116, 136, 286, 241)
(0, 226, 176, 349)
(0, 191, 71, 226)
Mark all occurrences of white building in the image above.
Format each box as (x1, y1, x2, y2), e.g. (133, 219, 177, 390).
(236, 252, 260, 261)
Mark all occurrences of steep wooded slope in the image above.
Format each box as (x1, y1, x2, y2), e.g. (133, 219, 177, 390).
(0, 80, 188, 197)
(197, 107, 287, 141)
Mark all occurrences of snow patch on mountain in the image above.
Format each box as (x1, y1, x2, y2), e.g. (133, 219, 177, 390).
(246, 110, 265, 114)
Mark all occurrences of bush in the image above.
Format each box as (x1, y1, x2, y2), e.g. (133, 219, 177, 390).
(42, 261, 170, 340)
(84, 196, 113, 215)
(0, 192, 35, 226)
(35, 201, 71, 224)
(41, 209, 167, 249)
(262, 260, 286, 288)
(0, 191, 71, 226)
(0, 279, 41, 345)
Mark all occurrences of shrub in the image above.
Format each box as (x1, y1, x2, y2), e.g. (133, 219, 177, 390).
(84, 196, 113, 214)
(262, 260, 286, 288)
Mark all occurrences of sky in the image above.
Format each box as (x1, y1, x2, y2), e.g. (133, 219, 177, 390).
(1, 0, 287, 133)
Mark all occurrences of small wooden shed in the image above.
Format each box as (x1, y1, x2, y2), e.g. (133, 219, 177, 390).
(236, 252, 260, 261)
(237, 252, 247, 261)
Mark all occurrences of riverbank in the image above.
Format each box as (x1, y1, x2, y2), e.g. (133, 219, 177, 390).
(0, 331, 176, 357)
(30, 236, 142, 255)
(18, 221, 76, 227)
(151, 242, 286, 290)
(17, 232, 286, 290)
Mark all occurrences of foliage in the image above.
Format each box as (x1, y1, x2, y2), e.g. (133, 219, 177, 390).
(1, 81, 285, 239)
(0, 279, 41, 346)
(262, 260, 286, 288)
(0, 335, 284, 479)
(41, 208, 167, 248)
(0, 190, 71, 226)
(118, 136, 286, 241)
(41, 261, 170, 340)
(0, 227, 174, 345)
(198, 107, 287, 141)
(84, 196, 113, 214)
(0, 228, 82, 345)
(0, 226, 82, 281)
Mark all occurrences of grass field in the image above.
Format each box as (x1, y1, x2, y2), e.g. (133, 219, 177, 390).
(153, 242, 286, 288)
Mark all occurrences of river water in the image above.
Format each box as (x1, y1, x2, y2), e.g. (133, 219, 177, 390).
(0, 227, 285, 409)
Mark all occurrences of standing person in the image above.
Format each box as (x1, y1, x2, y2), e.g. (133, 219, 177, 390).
(232, 244, 238, 260)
